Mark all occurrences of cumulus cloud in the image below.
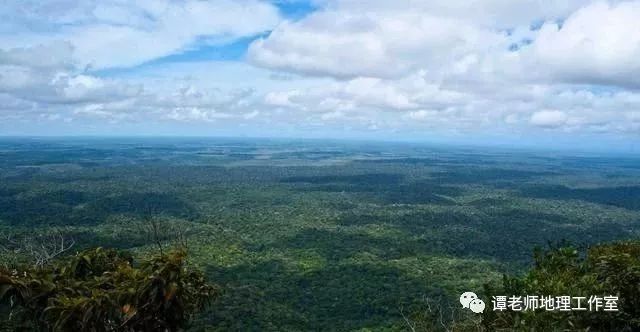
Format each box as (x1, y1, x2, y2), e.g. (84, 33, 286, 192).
(248, 11, 504, 79)
(246, 0, 640, 139)
(530, 110, 568, 128)
(52, 74, 142, 104)
(529, 1, 640, 88)
(0, 43, 142, 106)
(249, 0, 640, 90)
(2, 0, 640, 140)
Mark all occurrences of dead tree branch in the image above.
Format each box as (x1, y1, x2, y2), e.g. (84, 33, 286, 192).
(0, 228, 75, 268)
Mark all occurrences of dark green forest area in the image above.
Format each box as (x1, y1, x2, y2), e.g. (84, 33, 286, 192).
(1, 138, 640, 331)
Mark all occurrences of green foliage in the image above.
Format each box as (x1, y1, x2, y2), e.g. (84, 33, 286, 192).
(482, 241, 640, 331)
(0, 247, 216, 331)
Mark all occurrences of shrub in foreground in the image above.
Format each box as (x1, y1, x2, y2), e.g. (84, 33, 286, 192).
(483, 241, 640, 331)
(0, 247, 216, 331)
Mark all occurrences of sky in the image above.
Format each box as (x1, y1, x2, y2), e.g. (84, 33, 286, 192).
(0, 0, 639, 151)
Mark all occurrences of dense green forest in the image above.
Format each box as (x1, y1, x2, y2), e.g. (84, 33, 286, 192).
(1, 138, 639, 330)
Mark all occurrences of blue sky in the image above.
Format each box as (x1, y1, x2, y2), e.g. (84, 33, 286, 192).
(95, 0, 318, 70)
(0, 0, 639, 152)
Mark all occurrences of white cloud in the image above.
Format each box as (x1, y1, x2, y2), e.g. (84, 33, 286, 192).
(54, 74, 142, 104)
(320, 111, 344, 121)
(249, 11, 504, 79)
(528, 1, 640, 87)
(248, 0, 628, 81)
(265, 90, 302, 108)
(0, 42, 75, 70)
(242, 0, 640, 139)
(407, 110, 437, 121)
(1, 0, 640, 141)
(243, 110, 260, 119)
(318, 0, 594, 28)
(164, 107, 234, 122)
(530, 110, 568, 128)
(249, 0, 640, 91)
(2, 0, 282, 69)
(0, 43, 142, 105)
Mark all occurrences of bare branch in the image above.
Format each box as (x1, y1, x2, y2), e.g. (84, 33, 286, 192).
(400, 306, 417, 332)
(1, 228, 75, 268)
(175, 225, 191, 252)
(142, 216, 165, 256)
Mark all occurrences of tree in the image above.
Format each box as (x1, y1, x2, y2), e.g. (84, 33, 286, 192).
(0, 228, 75, 269)
(0, 247, 216, 331)
(482, 240, 640, 331)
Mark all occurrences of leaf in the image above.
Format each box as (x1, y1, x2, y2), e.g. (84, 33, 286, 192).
(164, 283, 178, 303)
(0, 284, 14, 300)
